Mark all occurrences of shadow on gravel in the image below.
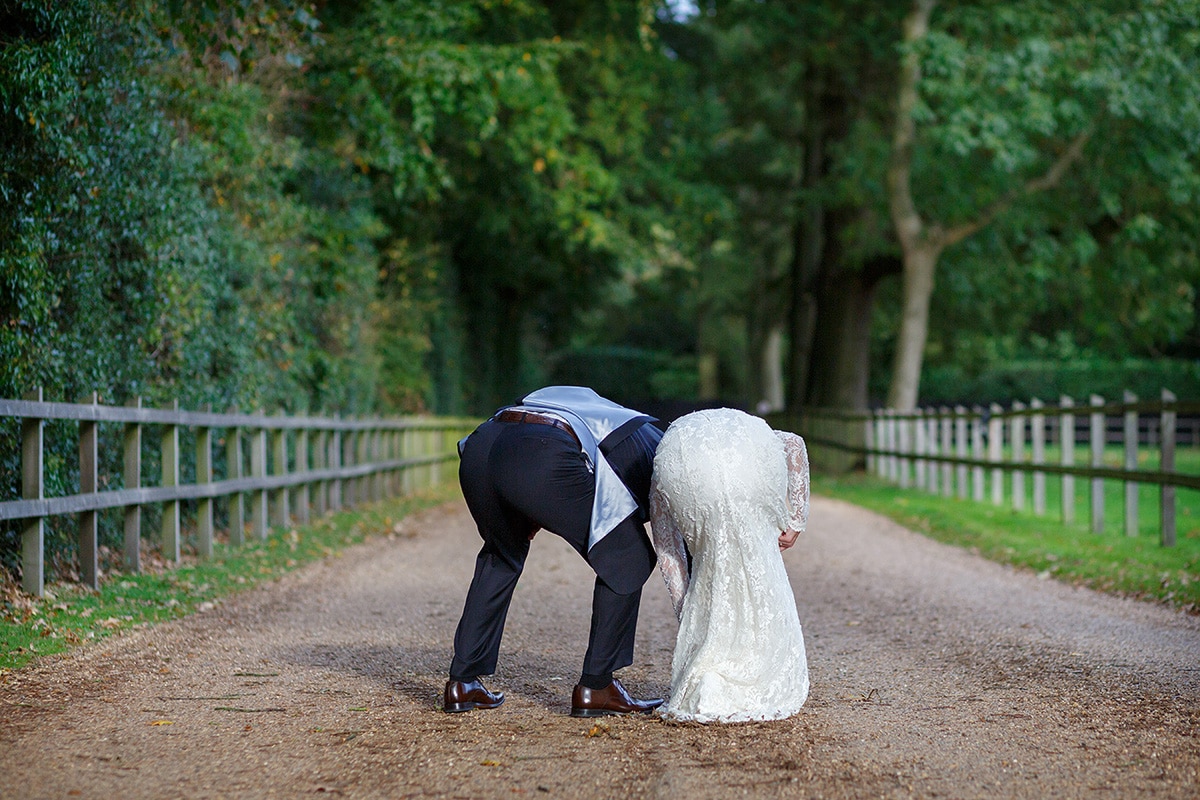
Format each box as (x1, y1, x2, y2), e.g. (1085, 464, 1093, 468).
(276, 642, 594, 714)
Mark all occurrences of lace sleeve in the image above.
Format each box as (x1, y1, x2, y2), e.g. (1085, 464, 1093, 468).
(774, 431, 810, 533)
(650, 476, 689, 621)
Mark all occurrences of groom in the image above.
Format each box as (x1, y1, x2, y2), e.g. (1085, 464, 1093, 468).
(445, 386, 665, 717)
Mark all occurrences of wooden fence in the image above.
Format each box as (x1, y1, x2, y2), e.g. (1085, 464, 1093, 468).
(1, 390, 476, 597)
(786, 389, 1197, 548)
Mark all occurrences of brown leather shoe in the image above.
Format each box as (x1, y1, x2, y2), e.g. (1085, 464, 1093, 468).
(443, 678, 504, 713)
(570, 678, 663, 718)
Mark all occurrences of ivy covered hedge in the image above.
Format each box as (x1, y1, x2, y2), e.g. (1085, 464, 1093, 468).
(0, 0, 714, 581)
(0, 1, 404, 416)
(0, 0, 429, 578)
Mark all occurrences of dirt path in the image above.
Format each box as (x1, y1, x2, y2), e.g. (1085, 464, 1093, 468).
(2, 495, 1198, 799)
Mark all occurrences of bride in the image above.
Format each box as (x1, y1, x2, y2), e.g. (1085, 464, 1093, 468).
(650, 407, 810, 723)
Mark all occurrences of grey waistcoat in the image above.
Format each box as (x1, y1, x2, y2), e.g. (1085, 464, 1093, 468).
(518, 386, 651, 552)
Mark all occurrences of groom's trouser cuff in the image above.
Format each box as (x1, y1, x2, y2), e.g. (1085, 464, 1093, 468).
(450, 550, 521, 678)
(581, 579, 641, 676)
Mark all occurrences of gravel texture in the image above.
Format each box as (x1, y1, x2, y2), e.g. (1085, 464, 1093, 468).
(2, 495, 1198, 799)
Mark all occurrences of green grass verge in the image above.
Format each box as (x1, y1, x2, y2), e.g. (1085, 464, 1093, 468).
(813, 471, 1200, 613)
(0, 481, 464, 674)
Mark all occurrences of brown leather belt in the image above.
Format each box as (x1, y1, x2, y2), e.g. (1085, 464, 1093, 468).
(494, 409, 581, 447)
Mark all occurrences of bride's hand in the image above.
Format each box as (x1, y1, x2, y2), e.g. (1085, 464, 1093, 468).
(778, 528, 801, 550)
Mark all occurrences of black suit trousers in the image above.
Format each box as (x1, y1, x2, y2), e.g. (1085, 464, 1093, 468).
(449, 418, 650, 680)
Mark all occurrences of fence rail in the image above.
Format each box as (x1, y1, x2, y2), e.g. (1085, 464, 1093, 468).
(3, 389, 476, 596)
(784, 389, 1195, 548)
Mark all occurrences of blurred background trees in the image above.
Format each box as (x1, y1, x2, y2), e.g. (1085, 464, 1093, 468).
(3, 0, 1199, 419)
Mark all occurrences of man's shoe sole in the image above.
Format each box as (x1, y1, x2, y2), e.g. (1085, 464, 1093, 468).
(444, 699, 504, 713)
(569, 707, 653, 718)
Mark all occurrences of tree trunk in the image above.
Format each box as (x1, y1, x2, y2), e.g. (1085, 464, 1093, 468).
(805, 273, 860, 409)
(883, 164, 1092, 415)
(785, 69, 840, 415)
(885, 0, 937, 412)
(882, 0, 1089, 411)
(886, 244, 939, 410)
(758, 325, 785, 412)
(696, 303, 721, 400)
(494, 289, 525, 407)
(807, 256, 899, 410)
(784, 191, 822, 414)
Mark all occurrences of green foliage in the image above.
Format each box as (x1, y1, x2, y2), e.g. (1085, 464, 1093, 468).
(7, 0, 1200, 582)
(914, 0, 1200, 375)
(304, 0, 725, 410)
(0, 0, 390, 414)
(661, 2, 910, 408)
(548, 345, 696, 407)
(308, 1, 602, 409)
(0, 0, 395, 580)
(917, 358, 1200, 407)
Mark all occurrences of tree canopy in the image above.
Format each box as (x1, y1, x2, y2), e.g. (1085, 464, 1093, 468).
(3, 0, 1198, 420)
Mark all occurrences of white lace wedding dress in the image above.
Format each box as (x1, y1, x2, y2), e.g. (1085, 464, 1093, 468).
(650, 408, 810, 723)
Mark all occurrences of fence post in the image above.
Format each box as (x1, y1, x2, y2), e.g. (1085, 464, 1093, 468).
(330, 423, 343, 511)
(196, 406, 213, 558)
(1090, 394, 1105, 534)
(345, 423, 356, 504)
(343, 424, 353, 500)
(1161, 388, 1177, 547)
(419, 426, 430, 490)
(971, 407, 984, 501)
(1061, 396, 1075, 525)
(373, 426, 383, 501)
(370, 427, 383, 502)
(250, 420, 269, 539)
(1030, 398, 1046, 516)
(402, 425, 415, 494)
(954, 406, 968, 499)
(926, 412, 940, 495)
(313, 427, 328, 516)
(898, 413, 912, 489)
(21, 387, 45, 596)
(868, 412, 878, 474)
(1011, 401, 1026, 512)
(296, 427, 310, 524)
(380, 427, 391, 500)
(432, 426, 444, 486)
(374, 426, 384, 499)
(270, 426, 289, 528)
(939, 407, 953, 497)
(398, 426, 408, 493)
(358, 426, 371, 502)
(123, 397, 142, 572)
(886, 411, 898, 482)
(989, 404, 1004, 506)
(382, 427, 393, 497)
(876, 412, 888, 478)
(913, 409, 927, 490)
(344, 425, 356, 506)
(79, 391, 99, 589)
(161, 399, 181, 562)
(398, 429, 408, 496)
(226, 415, 244, 547)
(1123, 389, 1139, 537)
(343, 426, 356, 507)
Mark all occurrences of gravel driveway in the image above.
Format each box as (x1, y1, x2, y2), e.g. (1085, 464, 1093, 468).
(2, 494, 1198, 799)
